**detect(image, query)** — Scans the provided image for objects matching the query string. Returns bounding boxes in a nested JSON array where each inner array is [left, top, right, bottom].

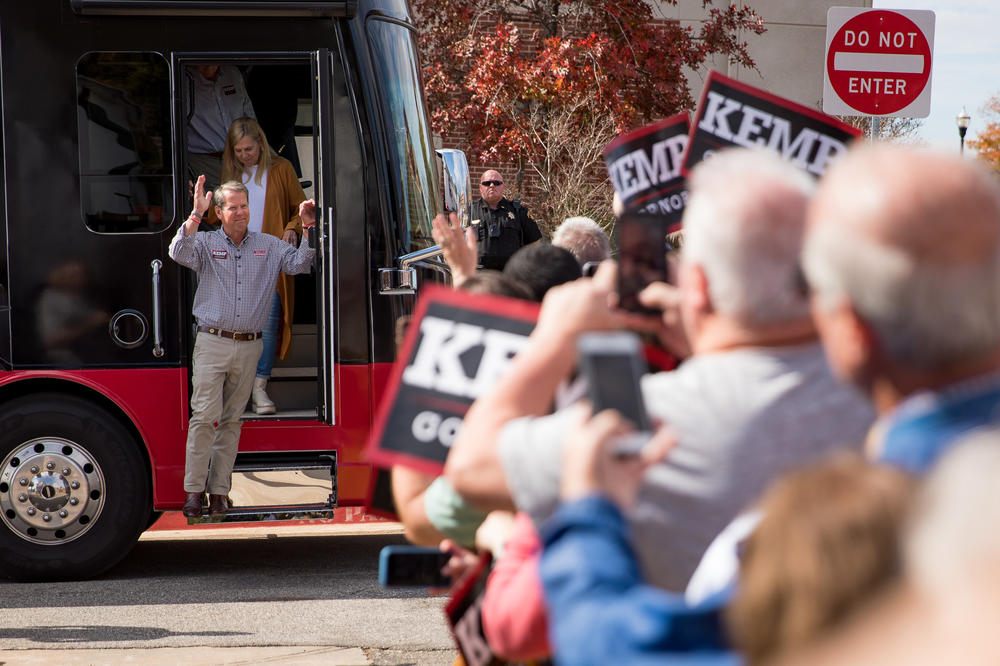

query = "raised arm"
[[184, 174, 213, 236]]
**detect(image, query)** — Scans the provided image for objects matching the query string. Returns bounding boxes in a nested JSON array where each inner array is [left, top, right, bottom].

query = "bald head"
[[811, 145, 1000, 266], [479, 169, 505, 207], [803, 144, 1000, 370]]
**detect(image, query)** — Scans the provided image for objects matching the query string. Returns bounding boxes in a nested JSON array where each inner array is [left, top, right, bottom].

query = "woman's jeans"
[[256, 294, 281, 379]]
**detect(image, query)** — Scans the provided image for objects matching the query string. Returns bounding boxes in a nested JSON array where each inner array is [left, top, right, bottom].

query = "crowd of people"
[[391, 144, 1000, 665]]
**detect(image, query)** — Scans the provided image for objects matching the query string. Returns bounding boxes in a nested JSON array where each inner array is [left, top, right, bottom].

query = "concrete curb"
[[0, 646, 371, 665]]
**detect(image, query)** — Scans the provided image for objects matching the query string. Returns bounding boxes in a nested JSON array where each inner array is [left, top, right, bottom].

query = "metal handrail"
[[150, 259, 164, 358]]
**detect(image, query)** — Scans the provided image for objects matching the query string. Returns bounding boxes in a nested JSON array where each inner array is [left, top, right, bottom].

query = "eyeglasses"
[[480, 180, 503, 187]]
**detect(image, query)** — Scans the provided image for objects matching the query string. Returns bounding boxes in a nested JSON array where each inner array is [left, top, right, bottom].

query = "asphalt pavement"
[[0, 518, 458, 665]]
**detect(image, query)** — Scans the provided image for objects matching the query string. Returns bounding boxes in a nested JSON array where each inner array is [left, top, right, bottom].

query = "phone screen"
[[577, 333, 651, 432], [379, 546, 451, 587], [616, 213, 671, 313]]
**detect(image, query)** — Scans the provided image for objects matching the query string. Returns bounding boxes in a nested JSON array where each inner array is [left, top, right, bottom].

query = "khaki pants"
[[183, 332, 262, 494]]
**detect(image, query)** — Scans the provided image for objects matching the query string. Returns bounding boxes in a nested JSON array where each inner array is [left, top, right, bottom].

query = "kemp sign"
[[365, 285, 538, 477], [684, 71, 862, 177], [604, 114, 689, 230]]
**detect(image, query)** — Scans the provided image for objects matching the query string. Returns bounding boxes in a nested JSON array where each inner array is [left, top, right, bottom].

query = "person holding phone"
[[472, 170, 542, 270], [445, 148, 874, 592]]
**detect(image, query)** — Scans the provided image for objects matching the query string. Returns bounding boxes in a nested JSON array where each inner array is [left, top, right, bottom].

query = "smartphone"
[[577, 332, 652, 457], [378, 545, 452, 587], [615, 212, 671, 313]]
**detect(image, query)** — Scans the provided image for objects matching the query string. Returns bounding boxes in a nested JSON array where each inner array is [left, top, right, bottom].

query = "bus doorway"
[[176, 56, 332, 424]]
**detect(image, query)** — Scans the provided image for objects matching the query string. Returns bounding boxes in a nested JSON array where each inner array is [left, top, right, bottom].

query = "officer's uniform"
[[472, 197, 543, 270]]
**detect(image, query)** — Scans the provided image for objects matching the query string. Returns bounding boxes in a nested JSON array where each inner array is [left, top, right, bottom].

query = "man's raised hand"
[[299, 199, 317, 228], [192, 175, 212, 217], [432, 213, 477, 287]]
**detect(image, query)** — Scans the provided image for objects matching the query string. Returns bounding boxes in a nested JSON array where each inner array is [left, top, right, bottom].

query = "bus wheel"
[[0, 393, 150, 581]]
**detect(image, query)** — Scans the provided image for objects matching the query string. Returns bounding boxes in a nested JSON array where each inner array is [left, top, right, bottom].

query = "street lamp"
[[957, 106, 971, 156]]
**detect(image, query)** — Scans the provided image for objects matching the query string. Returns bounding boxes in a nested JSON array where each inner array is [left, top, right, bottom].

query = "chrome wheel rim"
[[0, 437, 106, 544]]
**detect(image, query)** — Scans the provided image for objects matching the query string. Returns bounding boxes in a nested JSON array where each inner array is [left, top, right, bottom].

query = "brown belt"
[[197, 326, 262, 342]]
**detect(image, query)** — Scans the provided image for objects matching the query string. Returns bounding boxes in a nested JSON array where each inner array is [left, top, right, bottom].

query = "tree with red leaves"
[[968, 92, 1000, 172], [412, 0, 766, 228]]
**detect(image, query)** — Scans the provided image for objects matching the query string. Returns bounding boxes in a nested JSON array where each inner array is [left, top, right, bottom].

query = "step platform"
[[186, 451, 338, 525]]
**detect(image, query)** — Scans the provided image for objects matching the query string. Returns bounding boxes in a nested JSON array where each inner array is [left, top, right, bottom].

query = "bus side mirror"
[[436, 148, 471, 228]]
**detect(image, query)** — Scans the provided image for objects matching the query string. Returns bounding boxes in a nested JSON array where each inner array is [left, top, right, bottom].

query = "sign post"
[[822, 7, 935, 118]]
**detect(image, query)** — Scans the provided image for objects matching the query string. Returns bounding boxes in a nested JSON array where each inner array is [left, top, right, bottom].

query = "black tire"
[[0, 393, 151, 581], [144, 509, 164, 531]]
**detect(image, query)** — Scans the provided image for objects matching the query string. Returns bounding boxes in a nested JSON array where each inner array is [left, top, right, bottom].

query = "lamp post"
[[957, 106, 971, 156]]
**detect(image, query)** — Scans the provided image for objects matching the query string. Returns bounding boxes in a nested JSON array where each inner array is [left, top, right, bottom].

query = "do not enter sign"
[[823, 8, 935, 118]]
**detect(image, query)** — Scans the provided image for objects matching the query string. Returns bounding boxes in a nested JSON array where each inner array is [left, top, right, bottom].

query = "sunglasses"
[[481, 180, 503, 187]]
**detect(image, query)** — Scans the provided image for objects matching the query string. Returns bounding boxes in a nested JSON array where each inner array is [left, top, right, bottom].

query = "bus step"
[[185, 451, 338, 525], [187, 503, 337, 525]]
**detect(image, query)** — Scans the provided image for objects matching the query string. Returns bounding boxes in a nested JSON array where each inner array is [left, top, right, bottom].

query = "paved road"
[[0, 521, 457, 665]]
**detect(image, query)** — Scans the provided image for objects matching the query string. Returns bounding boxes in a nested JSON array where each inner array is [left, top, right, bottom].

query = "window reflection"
[[76, 52, 174, 233], [366, 20, 438, 251]]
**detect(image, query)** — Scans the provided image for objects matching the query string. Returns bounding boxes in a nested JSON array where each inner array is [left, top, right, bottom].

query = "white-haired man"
[[552, 216, 611, 267], [445, 148, 874, 591], [802, 145, 1000, 474]]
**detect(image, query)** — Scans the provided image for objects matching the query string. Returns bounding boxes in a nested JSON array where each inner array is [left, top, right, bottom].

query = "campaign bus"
[[0, 0, 464, 580]]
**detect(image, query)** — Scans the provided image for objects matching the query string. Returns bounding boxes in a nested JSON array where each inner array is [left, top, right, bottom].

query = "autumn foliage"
[[969, 92, 1000, 172], [411, 0, 766, 227]]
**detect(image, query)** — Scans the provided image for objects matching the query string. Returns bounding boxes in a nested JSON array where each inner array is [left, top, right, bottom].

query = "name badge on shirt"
[[223, 85, 236, 96], [212, 249, 228, 259], [253, 250, 267, 257]]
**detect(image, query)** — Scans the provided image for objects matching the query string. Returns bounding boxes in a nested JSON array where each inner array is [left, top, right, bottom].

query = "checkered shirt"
[[168, 227, 315, 333]]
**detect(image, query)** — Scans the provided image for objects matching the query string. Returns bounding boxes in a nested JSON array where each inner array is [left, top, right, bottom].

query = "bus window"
[[76, 52, 173, 234], [366, 19, 439, 252]]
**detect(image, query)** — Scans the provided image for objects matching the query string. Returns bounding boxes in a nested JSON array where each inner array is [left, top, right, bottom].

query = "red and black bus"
[[0, 0, 463, 580]]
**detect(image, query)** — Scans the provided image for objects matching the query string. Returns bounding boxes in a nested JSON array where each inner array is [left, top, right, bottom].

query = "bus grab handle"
[[151, 259, 164, 358]]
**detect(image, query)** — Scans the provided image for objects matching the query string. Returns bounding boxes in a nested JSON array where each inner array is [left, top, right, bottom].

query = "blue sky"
[[873, 0, 1000, 150]]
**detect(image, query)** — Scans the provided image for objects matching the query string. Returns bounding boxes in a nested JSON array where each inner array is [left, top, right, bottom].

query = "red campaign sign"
[[364, 285, 538, 479], [826, 10, 932, 116]]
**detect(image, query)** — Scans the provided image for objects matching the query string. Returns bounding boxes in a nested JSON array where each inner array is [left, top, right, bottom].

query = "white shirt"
[[242, 165, 268, 234]]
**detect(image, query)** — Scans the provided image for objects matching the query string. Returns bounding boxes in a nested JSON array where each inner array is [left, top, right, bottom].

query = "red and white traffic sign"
[[823, 7, 935, 118]]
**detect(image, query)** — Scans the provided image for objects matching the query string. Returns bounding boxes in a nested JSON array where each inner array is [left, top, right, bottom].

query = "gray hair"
[[552, 216, 611, 265], [213, 180, 249, 208], [802, 147, 1000, 369], [682, 148, 815, 326]]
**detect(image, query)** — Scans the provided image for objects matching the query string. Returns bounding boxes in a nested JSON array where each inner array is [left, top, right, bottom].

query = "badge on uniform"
[[223, 85, 236, 96], [212, 249, 228, 259], [253, 250, 266, 257]]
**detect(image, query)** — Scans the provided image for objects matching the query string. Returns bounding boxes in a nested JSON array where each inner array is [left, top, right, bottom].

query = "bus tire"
[[0, 393, 150, 581]]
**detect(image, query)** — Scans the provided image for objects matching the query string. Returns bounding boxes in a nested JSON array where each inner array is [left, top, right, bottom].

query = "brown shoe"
[[208, 494, 229, 516], [182, 492, 205, 518]]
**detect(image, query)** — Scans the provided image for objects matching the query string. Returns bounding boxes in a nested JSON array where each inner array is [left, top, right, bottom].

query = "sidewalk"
[[0, 646, 371, 665]]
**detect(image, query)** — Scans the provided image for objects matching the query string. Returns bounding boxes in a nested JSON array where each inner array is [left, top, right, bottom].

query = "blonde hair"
[[727, 453, 914, 664], [221, 117, 276, 186]]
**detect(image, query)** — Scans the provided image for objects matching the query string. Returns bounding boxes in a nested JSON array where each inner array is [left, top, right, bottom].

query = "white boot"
[[252, 377, 276, 415]]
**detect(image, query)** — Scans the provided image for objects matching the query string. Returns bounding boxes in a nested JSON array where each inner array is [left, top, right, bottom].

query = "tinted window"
[[76, 52, 173, 233], [366, 20, 438, 251]]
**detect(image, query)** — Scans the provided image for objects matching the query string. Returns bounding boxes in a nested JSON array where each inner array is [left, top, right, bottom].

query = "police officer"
[[472, 170, 542, 270]]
